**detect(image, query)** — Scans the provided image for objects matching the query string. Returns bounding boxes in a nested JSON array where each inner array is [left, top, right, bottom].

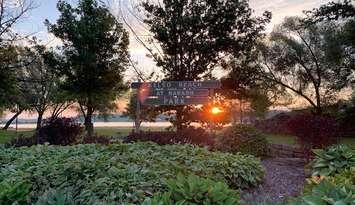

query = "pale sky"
[[5, 0, 343, 119]]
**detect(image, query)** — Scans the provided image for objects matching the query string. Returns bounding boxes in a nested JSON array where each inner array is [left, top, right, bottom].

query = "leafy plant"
[[290, 180, 355, 205], [0, 143, 263, 204], [35, 189, 75, 205], [143, 174, 240, 205], [0, 180, 31, 205], [312, 145, 355, 176], [216, 124, 269, 157]]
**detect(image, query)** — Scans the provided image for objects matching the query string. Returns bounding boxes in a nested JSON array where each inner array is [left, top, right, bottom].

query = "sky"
[[14, 0, 336, 79], [5, 0, 340, 119]]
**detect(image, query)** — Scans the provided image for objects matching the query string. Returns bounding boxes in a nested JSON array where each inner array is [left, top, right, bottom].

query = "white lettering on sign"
[[163, 97, 186, 105]]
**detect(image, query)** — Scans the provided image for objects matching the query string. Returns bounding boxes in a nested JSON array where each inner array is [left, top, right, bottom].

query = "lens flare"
[[211, 107, 223, 114]]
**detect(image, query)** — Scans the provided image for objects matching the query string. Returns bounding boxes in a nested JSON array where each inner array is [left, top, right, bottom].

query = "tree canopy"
[[46, 0, 130, 136], [141, 0, 271, 129]]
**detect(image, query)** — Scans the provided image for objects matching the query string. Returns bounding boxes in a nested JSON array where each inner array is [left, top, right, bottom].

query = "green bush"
[[143, 174, 240, 205], [312, 145, 355, 176], [290, 180, 355, 205], [0, 143, 264, 204], [216, 124, 269, 157]]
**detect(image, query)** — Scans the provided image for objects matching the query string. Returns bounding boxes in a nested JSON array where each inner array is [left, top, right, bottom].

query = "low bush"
[[290, 180, 355, 205], [0, 143, 264, 204], [215, 124, 269, 157], [7, 118, 83, 147], [124, 127, 215, 147], [143, 174, 240, 205], [37, 117, 83, 146], [287, 114, 339, 160], [312, 145, 355, 176]]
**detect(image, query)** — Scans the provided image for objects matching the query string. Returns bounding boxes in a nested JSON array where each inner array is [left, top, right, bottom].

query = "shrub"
[[287, 114, 339, 159], [312, 145, 355, 176], [0, 143, 264, 204], [124, 127, 215, 147], [215, 124, 269, 157], [7, 118, 82, 147], [37, 117, 83, 146], [142, 174, 240, 205], [290, 180, 355, 205]]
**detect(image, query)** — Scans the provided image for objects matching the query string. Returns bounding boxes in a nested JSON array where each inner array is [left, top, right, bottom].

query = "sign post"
[[131, 80, 221, 132], [135, 79, 141, 133]]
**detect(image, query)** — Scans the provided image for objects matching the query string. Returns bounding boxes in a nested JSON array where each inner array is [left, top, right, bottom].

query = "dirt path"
[[242, 158, 307, 204]]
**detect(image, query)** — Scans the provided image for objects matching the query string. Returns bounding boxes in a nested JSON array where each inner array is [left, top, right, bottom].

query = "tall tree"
[[255, 17, 355, 114], [0, 0, 35, 108], [46, 0, 130, 136], [142, 0, 271, 129]]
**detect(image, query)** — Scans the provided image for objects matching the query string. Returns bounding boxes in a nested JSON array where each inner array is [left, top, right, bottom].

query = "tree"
[[142, 0, 271, 129], [305, 0, 355, 85], [46, 0, 130, 136], [255, 17, 355, 114], [0, 0, 36, 108], [24, 45, 65, 130], [304, 0, 355, 24], [122, 90, 159, 131]]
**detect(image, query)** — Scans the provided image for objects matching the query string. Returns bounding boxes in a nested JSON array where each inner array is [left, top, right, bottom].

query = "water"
[[0, 122, 171, 129]]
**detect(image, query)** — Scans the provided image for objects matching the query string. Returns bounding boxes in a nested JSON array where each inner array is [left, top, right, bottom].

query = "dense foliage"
[[8, 118, 82, 147], [290, 180, 355, 205], [216, 125, 269, 157], [125, 127, 215, 147], [143, 174, 240, 205], [142, 0, 271, 129], [287, 114, 339, 159], [312, 145, 355, 176], [45, 0, 130, 136], [291, 146, 355, 205], [0, 143, 264, 204]]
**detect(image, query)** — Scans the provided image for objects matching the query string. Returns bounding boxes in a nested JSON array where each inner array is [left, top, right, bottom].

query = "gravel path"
[[242, 158, 307, 204]]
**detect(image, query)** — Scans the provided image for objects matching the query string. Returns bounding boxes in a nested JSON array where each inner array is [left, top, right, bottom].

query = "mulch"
[[242, 157, 308, 204]]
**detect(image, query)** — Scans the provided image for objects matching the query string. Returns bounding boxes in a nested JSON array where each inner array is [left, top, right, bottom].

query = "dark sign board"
[[148, 89, 210, 97], [142, 96, 209, 105], [131, 80, 221, 90]]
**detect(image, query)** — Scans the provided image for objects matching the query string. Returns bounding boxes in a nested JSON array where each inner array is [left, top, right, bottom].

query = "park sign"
[[143, 96, 210, 105], [131, 80, 221, 106], [131, 80, 221, 90]]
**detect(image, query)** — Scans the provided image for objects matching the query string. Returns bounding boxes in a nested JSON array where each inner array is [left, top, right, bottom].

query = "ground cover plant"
[[142, 174, 240, 205], [312, 145, 355, 176], [289, 145, 355, 205], [0, 142, 264, 204]]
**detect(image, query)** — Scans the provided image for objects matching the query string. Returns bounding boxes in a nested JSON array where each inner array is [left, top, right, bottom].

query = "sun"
[[211, 107, 223, 115]]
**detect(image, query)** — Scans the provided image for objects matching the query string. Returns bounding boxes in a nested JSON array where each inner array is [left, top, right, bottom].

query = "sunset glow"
[[211, 107, 223, 115]]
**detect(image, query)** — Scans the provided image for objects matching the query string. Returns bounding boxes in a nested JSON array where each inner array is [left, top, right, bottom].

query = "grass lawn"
[[0, 126, 167, 144], [265, 134, 297, 146], [0, 129, 34, 144]]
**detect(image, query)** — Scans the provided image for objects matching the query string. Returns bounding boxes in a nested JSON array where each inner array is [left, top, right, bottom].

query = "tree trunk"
[[2, 109, 23, 130], [84, 109, 94, 137], [175, 107, 185, 131], [314, 88, 322, 115], [36, 111, 44, 130]]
